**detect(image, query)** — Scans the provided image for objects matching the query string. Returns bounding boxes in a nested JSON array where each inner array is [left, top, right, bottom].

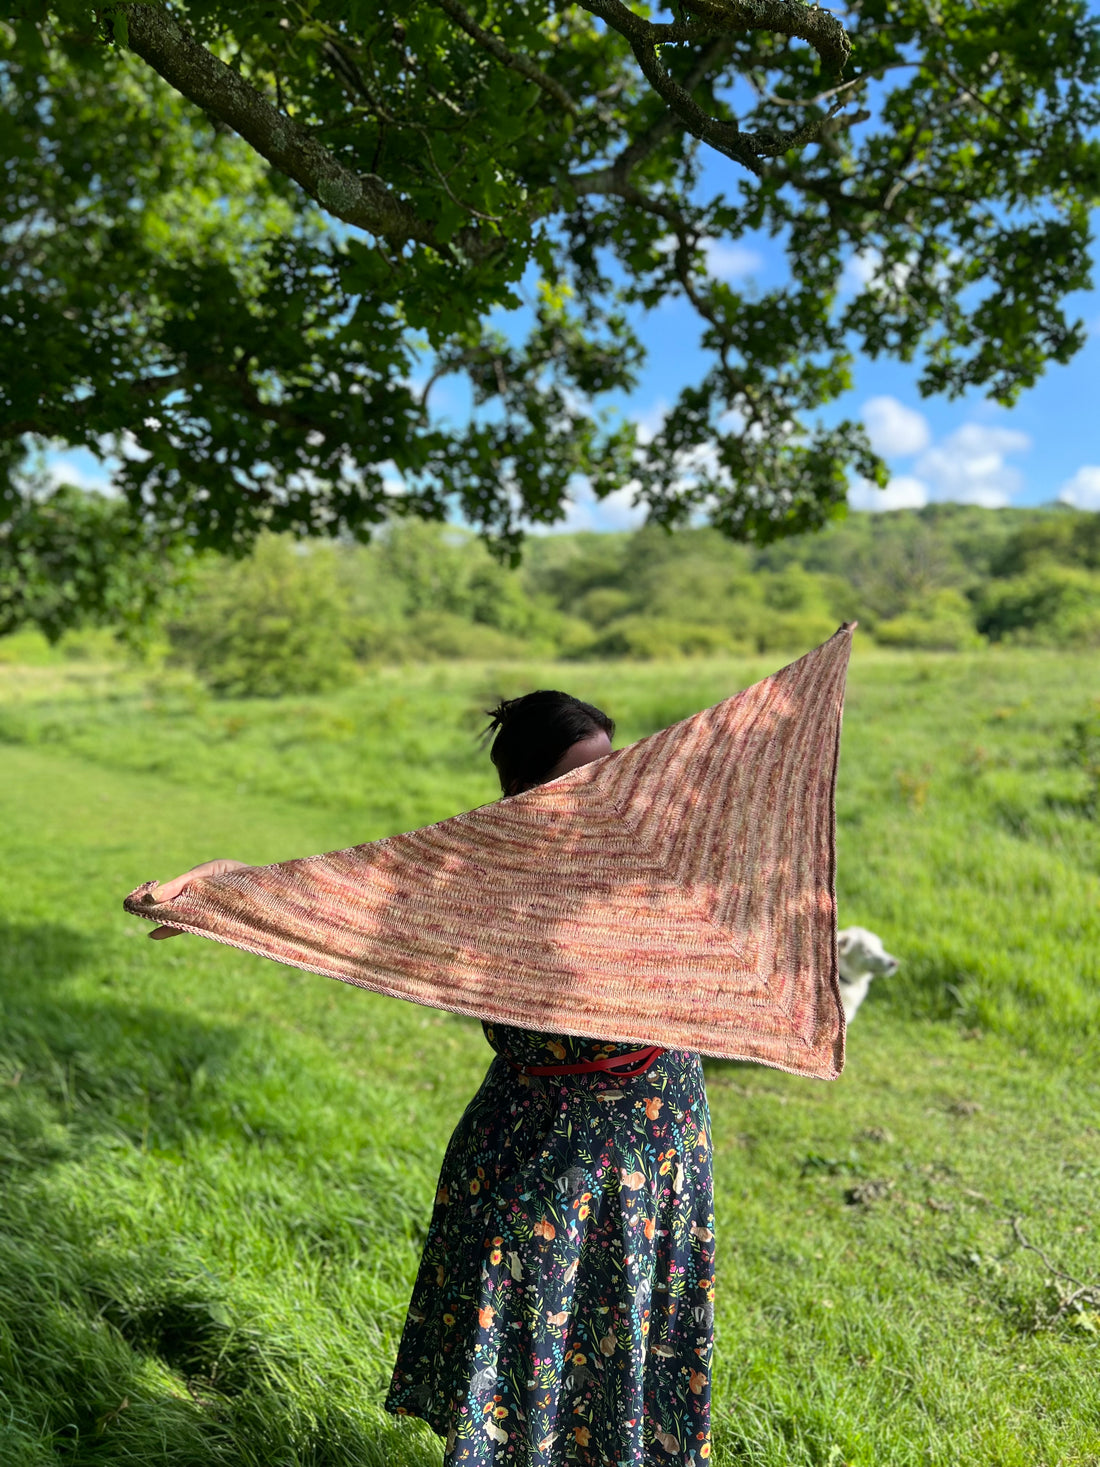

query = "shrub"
[[873, 589, 983, 650], [990, 509, 1100, 577], [402, 611, 535, 660], [974, 567, 1100, 647], [586, 616, 748, 659], [168, 536, 357, 696], [753, 610, 843, 653], [1064, 700, 1100, 812], [546, 615, 601, 659], [0, 483, 186, 647], [575, 587, 634, 628]]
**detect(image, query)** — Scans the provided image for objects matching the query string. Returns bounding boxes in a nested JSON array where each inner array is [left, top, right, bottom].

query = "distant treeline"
[[154, 503, 1100, 694]]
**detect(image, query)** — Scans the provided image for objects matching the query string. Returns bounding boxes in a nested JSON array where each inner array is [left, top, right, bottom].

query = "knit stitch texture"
[[124, 624, 855, 1078]]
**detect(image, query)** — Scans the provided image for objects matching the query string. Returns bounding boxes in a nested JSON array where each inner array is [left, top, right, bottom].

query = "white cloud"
[[1059, 465, 1100, 510], [568, 404, 1034, 527], [40, 451, 113, 494], [840, 247, 881, 295], [848, 475, 930, 512], [625, 401, 749, 507], [537, 393, 752, 534], [98, 430, 151, 464], [540, 478, 647, 534], [633, 399, 669, 446], [839, 246, 915, 298], [914, 423, 1030, 507], [850, 418, 1032, 512], [587, 484, 648, 531], [717, 405, 748, 437], [702, 240, 764, 282], [632, 399, 745, 449], [863, 396, 931, 457]]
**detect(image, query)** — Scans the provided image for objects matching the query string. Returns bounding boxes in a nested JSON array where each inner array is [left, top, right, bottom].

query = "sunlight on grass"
[[0, 648, 1097, 1464]]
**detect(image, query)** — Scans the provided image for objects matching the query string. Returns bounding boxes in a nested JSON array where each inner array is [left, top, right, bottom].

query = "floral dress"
[[385, 1022, 715, 1466]]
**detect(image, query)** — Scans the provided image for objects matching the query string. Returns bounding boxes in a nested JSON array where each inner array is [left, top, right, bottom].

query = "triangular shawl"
[[125, 624, 855, 1079]]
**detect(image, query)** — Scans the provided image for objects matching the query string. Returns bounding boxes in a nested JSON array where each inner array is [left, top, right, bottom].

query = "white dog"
[[836, 926, 899, 1023]]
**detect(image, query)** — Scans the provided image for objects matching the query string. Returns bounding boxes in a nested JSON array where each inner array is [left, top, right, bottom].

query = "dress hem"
[[383, 1395, 447, 1438]]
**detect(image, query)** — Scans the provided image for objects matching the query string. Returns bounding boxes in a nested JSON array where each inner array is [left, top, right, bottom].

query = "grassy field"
[[0, 646, 1097, 1466]]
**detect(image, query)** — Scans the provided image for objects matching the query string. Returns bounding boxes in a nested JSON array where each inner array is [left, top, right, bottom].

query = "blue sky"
[[417, 203, 1100, 537], [551, 151, 1100, 533], [621, 224, 1100, 520], [409, 103, 1100, 538]]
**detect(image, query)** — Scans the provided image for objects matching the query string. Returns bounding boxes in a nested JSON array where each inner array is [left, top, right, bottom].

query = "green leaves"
[[166, 535, 358, 695], [2, 0, 1098, 629], [0, 479, 186, 646]]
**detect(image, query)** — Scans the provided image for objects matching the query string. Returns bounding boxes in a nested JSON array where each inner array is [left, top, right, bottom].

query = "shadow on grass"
[[0, 918, 438, 1467], [0, 917, 251, 1152], [877, 951, 973, 1025], [0, 916, 94, 985]]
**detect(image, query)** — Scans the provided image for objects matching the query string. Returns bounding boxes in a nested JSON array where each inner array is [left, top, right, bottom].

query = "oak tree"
[[2, 0, 1098, 633]]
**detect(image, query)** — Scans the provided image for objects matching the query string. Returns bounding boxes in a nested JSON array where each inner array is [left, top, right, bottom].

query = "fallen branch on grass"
[[1010, 1215, 1100, 1327]]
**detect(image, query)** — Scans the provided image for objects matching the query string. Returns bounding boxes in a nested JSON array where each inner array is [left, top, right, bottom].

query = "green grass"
[[0, 648, 1097, 1465]]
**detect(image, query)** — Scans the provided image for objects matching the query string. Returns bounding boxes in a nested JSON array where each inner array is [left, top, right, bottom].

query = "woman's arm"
[[146, 858, 250, 939]]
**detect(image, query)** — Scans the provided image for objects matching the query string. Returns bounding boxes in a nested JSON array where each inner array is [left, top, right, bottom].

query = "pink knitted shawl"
[[125, 624, 854, 1078]]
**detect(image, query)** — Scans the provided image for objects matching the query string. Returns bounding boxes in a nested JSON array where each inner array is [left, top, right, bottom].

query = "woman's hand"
[[147, 859, 250, 940]]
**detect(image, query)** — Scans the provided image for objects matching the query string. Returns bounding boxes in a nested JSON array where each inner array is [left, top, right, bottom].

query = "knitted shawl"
[[125, 624, 855, 1079]]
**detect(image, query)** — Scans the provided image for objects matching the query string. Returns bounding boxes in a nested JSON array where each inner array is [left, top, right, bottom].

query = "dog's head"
[[837, 926, 900, 982]]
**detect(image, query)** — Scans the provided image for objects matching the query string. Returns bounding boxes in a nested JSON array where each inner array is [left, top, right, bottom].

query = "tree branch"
[[577, 0, 850, 72], [569, 168, 689, 230], [1011, 1216, 1100, 1324], [576, 0, 852, 176], [431, 0, 579, 115], [5, 360, 327, 444], [611, 32, 741, 178], [117, 4, 434, 246], [749, 66, 905, 111], [4, 370, 190, 443], [566, 168, 753, 413]]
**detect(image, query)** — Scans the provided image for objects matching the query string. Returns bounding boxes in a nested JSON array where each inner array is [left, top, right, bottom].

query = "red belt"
[[509, 1046, 665, 1079]]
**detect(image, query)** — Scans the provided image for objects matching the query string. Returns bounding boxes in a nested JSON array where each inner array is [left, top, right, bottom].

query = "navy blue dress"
[[385, 1023, 715, 1465]]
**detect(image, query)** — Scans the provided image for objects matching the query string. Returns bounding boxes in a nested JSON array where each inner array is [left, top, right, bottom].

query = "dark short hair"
[[483, 690, 614, 795]]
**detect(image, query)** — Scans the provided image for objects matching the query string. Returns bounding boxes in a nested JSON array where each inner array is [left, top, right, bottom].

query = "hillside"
[[3, 504, 1099, 695]]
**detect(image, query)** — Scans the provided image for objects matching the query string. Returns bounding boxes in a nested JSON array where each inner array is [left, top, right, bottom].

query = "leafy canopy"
[[2, 0, 1099, 634]]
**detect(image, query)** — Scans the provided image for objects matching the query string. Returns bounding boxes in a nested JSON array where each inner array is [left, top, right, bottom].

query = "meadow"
[[0, 645, 1097, 1465]]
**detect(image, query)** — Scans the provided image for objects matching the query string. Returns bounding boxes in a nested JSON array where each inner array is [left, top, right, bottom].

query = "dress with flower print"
[[385, 1022, 715, 1466]]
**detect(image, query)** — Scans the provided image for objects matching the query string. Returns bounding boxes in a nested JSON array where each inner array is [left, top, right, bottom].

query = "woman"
[[148, 691, 715, 1465]]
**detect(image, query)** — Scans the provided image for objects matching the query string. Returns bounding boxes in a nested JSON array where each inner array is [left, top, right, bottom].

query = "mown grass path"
[[0, 650, 1097, 1465]]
